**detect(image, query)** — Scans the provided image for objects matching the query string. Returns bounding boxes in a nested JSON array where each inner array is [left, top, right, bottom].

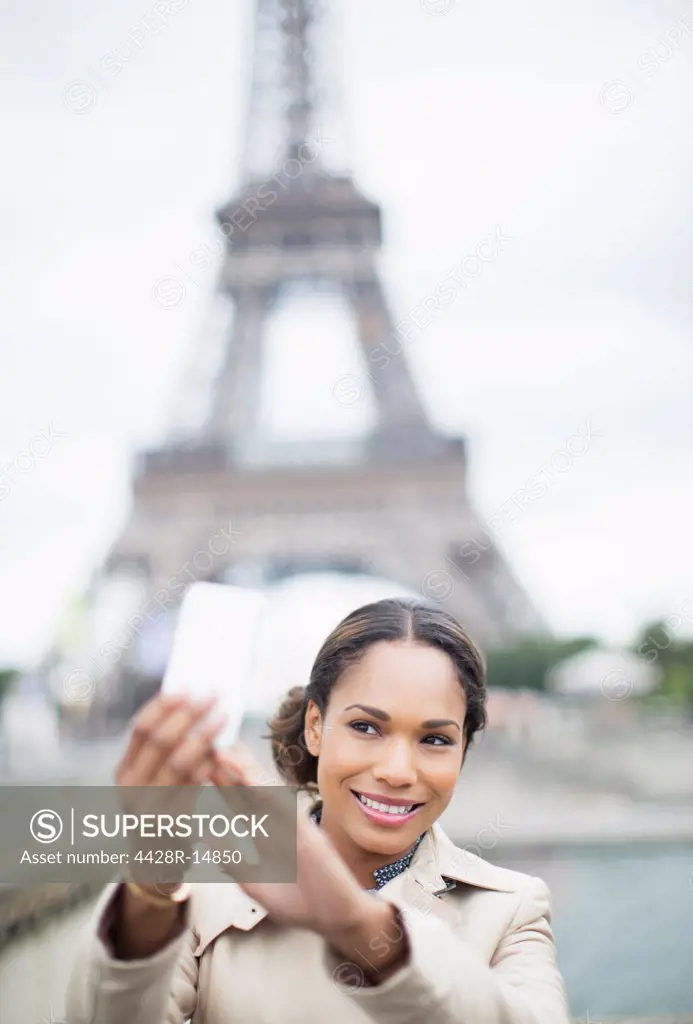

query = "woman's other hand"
[[210, 747, 373, 940]]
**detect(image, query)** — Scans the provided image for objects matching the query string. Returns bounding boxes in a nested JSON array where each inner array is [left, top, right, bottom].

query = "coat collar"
[[411, 820, 519, 895], [191, 812, 518, 957]]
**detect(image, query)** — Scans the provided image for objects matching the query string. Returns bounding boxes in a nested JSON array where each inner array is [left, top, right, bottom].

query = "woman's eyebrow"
[[343, 704, 461, 731], [423, 718, 461, 732], [344, 703, 389, 721]]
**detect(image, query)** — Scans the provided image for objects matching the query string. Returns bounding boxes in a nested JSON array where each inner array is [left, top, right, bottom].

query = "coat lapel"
[[378, 821, 519, 928], [408, 821, 520, 894]]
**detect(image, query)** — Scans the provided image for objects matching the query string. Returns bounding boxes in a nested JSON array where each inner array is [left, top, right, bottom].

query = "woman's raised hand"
[[114, 691, 228, 885]]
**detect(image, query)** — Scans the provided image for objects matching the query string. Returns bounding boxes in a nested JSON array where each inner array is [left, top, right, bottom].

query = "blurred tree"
[[634, 619, 693, 706], [0, 667, 18, 708], [485, 636, 598, 692]]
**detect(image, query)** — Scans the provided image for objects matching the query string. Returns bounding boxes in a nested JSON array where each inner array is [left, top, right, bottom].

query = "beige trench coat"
[[65, 820, 571, 1024]]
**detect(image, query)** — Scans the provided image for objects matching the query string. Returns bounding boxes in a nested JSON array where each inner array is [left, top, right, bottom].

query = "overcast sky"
[[1, 0, 693, 667]]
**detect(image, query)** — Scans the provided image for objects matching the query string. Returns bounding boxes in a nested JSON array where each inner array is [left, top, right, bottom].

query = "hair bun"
[[265, 685, 317, 791]]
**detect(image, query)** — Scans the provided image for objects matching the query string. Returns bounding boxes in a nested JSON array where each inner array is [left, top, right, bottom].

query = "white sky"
[[1, 0, 693, 666]]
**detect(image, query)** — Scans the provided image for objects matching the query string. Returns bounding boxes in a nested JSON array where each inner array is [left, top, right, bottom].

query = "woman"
[[65, 597, 571, 1023]]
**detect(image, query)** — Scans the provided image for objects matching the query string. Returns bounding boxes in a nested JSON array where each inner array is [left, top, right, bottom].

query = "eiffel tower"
[[62, 0, 546, 718]]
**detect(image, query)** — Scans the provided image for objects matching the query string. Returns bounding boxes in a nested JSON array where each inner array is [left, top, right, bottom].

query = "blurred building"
[[548, 646, 662, 701]]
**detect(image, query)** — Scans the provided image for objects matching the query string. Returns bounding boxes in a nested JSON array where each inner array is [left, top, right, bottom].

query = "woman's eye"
[[349, 723, 454, 744], [423, 735, 454, 746], [350, 720, 379, 736]]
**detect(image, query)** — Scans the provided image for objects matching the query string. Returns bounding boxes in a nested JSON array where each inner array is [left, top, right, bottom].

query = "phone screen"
[[161, 582, 269, 749]]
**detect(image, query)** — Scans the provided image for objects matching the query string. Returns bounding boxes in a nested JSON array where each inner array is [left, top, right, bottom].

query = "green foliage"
[[485, 636, 598, 692], [0, 668, 18, 708], [634, 619, 693, 706], [483, 616, 693, 707]]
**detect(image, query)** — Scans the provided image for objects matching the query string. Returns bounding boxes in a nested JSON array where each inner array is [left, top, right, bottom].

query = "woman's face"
[[306, 639, 467, 857]]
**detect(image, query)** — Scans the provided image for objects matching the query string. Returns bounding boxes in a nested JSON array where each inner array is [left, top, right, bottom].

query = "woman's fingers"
[[211, 760, 241, 786], [133, 695, 218, 783], [213, 752, 250, 785], [116, 693, 183, 781], [154, 710, 229, 786], [215, 744, 282, 787], [116, 692, 220, 785]]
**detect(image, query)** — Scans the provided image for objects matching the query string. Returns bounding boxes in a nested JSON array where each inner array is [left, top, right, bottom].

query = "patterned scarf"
[[310, 803, 427, 891]]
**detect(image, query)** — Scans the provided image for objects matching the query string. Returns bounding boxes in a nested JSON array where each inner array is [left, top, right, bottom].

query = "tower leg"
[[205, 287, 271, 445], [345, 276, 435, 455]]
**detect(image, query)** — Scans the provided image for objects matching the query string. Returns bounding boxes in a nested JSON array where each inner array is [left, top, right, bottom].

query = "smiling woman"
[[267, 597, 486, 889], [65, 597, 572, 1024]]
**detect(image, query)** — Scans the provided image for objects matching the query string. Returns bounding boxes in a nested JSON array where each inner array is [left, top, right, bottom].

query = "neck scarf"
[[310, 803, 427, 891]]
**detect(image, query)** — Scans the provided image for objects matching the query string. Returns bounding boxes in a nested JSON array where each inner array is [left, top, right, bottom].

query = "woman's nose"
[[372, 739, 418, 786]]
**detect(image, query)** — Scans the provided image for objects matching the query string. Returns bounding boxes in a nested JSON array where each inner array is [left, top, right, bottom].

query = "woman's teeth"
[[356, 794, 417, 815]]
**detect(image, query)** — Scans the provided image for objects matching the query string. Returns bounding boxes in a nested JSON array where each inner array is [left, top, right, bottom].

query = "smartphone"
[[161, 581, 269, 749]]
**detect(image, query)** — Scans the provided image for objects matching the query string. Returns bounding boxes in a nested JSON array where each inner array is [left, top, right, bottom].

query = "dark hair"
[[266, 596, 487, 791]]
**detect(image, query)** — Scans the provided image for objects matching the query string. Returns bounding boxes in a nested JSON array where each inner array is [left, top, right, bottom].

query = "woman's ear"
[[303, 699, 323, 758]]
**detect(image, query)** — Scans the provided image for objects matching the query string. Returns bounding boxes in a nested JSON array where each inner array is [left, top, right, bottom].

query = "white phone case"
[[161, 581, 269, 749]]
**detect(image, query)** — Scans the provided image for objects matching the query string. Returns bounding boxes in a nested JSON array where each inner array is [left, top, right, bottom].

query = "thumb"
[[215, 745, 279, 787], [211, 753, 245, 786]]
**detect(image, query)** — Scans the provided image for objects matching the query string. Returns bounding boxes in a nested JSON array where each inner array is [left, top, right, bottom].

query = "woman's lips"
[[350, 790, 425, 827]]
